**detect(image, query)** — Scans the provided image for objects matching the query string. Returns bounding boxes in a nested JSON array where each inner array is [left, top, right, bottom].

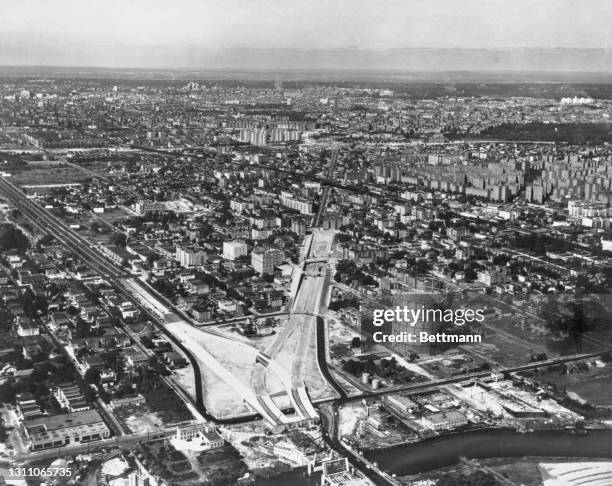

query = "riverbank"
[[255, 467, 320, 486], [366, 428, 612, 476]]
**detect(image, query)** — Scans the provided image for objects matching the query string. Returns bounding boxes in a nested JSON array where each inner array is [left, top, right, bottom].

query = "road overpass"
[[120, 278, 315, 428], [311, 148, 339, 228], [318, 351, 608, 404], [253, 229, 339, 425]]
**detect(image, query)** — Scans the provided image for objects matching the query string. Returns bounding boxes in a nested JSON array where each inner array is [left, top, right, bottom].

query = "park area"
[[137, 440, 247, 486]]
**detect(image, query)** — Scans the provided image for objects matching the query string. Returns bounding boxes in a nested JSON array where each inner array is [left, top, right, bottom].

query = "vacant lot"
[[567, 374, 612, 406], [10, 164, 88, 187], [538, 364, 612, 407], [116, 405, 165, 433]]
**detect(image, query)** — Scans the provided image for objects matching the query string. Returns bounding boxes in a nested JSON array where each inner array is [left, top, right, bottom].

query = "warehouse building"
[[23, 409, 110, 450]]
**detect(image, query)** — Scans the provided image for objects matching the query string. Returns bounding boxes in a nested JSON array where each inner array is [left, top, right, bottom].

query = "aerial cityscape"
[[1, 1, 612, 486]]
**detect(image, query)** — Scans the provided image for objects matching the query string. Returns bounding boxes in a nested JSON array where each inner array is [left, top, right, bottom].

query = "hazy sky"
[[2, 0, 612, 68]]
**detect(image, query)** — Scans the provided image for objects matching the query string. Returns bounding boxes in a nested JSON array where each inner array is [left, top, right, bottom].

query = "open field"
[[464, 293, 611, 357], [327, 312, 360, 348], [192, 328, 286, 395], [200, 365, 252, 418], [94, 205, 133, 223], [9, 164, 89, 187], [568, 375, 612, 406], [458, 328, 540, 367], [116, 406, 166, 434], [209, 320, 282, 353], [535, 362, 612, 407], [174, 366, 197, 403], [166, 320, 269, 418]]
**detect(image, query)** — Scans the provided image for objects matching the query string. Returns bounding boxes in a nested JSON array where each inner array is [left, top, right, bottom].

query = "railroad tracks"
[[0, 177, 126, 278]]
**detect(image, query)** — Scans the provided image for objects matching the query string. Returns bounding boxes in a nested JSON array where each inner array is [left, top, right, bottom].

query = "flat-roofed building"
[[384, 394, 418, 415], [110, 394, 146, 409], [420, 411, 468, 431], [176, 245, 207, 267], [53, 384, 90, 413], [16, 393, 42, 421], [175, 423, 224, 449], [17, 318, 39, 337], [251, 247, 284, 275], [222, 240, 248, 261], [24, 409, 110, 450]]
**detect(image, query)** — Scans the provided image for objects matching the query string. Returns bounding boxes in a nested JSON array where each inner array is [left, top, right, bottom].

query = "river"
[[255, 429, 612, 484], [367, 428, 612, 477]]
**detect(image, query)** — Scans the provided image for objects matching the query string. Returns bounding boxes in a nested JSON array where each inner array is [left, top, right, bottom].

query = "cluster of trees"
[[329, 296, 360, 312], [476, 122, 612, 145], [20, 288, 48, 317], [228, 267, 256, 283], [0, 354, 77, 411], [84, 349, 126, 386], [36, 234, 56, 248], [112, 364, 157, 399], [152, 278, 176, 298], [0, 224, 29, 251], [511, 232, 573, 256], [342, 356, 404, 379], [109, 232, 128, 247], [437, 470, 502, 486], [575, 267, 612, 293], [139, 334, 155, 349], [137, 443, 246, 485], [89, 221, 110, 234], [140, 378, 192, 423], [74, 318, 104, 338], [137, 444, 182, 482], [204, 460, 249, 486], [543, 298, 611, 336], [447, 261, 480, 282], [334, 260, 378, 287]]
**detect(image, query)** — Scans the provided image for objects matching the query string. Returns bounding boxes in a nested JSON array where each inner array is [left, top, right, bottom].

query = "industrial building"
[[23, 409, 111, 450]]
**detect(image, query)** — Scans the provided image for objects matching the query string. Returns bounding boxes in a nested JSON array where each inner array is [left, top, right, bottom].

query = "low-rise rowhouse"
[[100, 245, 133, 266], [53, 384, 90, 413], [23, 409, 110, 450], [16, 393, 42, 421], [110, 394, 146, 409]]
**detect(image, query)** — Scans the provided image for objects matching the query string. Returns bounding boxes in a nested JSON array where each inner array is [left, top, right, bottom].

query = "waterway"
[[367, 428, 612, 477], [258, 429, 612, 484]]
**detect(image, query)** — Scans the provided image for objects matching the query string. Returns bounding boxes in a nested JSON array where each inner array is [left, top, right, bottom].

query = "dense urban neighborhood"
[[0, 70, 612, 486]]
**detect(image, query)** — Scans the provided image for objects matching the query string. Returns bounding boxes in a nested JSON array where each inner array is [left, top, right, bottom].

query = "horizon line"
[[3, 65, 612, 74]]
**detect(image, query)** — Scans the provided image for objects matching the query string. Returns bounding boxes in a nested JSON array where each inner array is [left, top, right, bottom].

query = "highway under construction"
[[0, 174, 328, 430]]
